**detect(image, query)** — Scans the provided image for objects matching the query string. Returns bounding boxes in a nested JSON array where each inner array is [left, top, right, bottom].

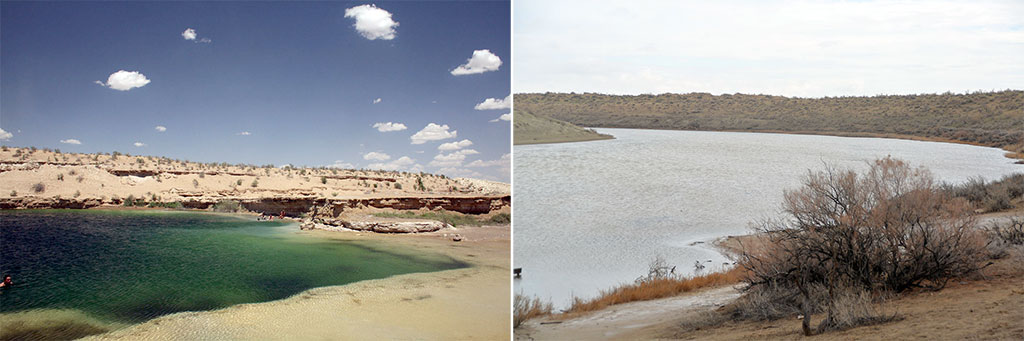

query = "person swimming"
[[0, 275, 12, 288]]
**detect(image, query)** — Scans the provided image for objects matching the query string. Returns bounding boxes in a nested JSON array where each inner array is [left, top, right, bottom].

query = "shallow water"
[[513, 128, 1021, 308], [0, 210, 464, 332]]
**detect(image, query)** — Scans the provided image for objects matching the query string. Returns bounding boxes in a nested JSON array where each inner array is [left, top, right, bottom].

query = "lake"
[[513, 128, 1021, 308], [0, 210, 465, 339]]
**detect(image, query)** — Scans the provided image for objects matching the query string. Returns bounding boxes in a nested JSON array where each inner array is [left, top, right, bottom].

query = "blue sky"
[[1, 1, 511, 182], [515, 0, 1023, 97]]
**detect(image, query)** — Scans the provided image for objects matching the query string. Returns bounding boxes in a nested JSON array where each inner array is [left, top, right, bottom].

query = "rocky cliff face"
[[0, 195, 511, 216]]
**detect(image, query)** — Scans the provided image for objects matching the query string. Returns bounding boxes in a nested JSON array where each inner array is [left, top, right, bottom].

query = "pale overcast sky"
[[514, 0, 1024, 97]]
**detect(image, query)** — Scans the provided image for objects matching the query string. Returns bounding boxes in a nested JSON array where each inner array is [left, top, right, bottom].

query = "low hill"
[[515, 91, 1024, 158], [513, 110, 614, 145]]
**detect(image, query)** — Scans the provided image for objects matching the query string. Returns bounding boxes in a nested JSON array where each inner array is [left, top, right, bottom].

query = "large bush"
[[738, 157, 985, 333]]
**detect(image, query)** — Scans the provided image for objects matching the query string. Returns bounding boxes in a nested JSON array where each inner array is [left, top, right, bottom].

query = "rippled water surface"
[[0, 210, 464, 330], [513, 129, 1021, 307]]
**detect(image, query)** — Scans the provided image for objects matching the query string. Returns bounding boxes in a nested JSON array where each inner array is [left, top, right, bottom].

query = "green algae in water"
[[0, 210, 465, 332]]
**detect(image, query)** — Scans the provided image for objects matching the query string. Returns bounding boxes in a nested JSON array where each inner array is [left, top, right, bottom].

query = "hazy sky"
[[1, 1, 511, 181], [514, 0, 1024, 97]]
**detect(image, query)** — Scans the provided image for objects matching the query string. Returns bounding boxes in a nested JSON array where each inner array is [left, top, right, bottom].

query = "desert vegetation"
[[943, 173, 1024, 212], [515, 91, 1024, 158]]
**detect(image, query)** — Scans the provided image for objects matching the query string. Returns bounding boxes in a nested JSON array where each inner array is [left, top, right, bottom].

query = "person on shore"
[[0, 275, 12, 288]]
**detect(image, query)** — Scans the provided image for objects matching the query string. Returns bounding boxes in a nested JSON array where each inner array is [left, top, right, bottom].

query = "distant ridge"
[[513, 111, 613, 145], [515, 90, 1023, 158]]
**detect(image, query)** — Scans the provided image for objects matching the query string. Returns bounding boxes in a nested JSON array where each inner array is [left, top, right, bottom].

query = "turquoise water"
[[0, 210, 465, 329]]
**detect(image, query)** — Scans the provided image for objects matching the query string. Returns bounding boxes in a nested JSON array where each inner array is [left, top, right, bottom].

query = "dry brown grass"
[[513, 294, 553, 328], [565, 267, 745, 314]]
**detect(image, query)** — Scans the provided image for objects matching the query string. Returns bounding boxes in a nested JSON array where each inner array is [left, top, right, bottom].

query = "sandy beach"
[[82, 223, 511, 340]]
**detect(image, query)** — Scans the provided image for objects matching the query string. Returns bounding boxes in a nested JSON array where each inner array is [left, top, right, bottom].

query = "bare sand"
[[83, 224, 511, 340]]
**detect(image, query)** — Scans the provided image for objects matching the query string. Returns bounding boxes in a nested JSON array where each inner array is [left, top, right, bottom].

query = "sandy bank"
[[84, 224, 511, 340]]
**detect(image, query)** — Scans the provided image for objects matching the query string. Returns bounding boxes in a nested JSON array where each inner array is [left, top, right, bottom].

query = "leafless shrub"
[[32, 183, 45, 193], [988, 217, 1024, 245], [739, 157, 985, 335], [816, 286, 900, 333]]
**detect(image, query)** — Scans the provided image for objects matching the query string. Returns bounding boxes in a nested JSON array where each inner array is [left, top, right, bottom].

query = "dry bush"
[[566, 266, 744, 314], [815, 286, 899, 333], [738, 157, 985, 335], [513, 294, 553, 328]]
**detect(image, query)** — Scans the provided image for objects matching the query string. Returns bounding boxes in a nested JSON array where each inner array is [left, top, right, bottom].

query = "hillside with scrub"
[[515, 90, 1024, 159]]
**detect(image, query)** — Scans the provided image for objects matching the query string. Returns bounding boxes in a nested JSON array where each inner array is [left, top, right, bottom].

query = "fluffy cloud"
[[155, 125, 167, 132], [466, 153, 511, 168], [0, 128, 12, 140], [344, 4, 399, 40], [451, 49, 503, 75], [133, 142, 146, 147], [428, 149, 479, 167], [410, 123, 457, 144], [182, 28, 211, 43], [60, 139, 82, 145], [363, 151, 391, 161], [373, 122, 407, 132], [438, 167, 485, 179], [96, 70, 151, 91], [438, 139, 473, 151], [367, 156, 421, 171], [474, 94, 511, 110], [490, 112, 512, 122], [237, 131, 251, 136], [373, 98, 382, 104], [327, 160, 355, 169]]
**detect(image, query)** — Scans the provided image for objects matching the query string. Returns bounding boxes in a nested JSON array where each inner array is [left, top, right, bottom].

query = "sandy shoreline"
[[77, 223, 511, 340]]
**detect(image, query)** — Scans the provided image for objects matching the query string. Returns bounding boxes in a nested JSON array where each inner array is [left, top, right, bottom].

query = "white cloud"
[[373, 98, 382, 104], [451, 49, 503, 75], [515, 0, 1024, 97], [410, 123, 457, 144], [367, 156, 420, 171], [0, 128, 12, 140], [198, 38, 211, 43], [428, 149, 479, 167], [133, 142, 146, 147], [237, 131, 251, 136], [182, 28, 197, 40], [467, 153, 511, 168], [344, 4, 399, 40], [372, 122, 407, 132], [363, 151, 391, 161], [328, 160, 355, 169], [474, 94, 511, 110], [438, 167, 485, 179], [155, 126, 167, 132], [438, 139, 473, 151], [490, 112, 512, 122], [60, 139, 82, 145], [96, 70, 151, 91]]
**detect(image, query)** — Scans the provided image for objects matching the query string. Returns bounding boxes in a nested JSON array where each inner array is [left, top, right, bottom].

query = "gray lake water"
[[512, 128, 1022, 308]]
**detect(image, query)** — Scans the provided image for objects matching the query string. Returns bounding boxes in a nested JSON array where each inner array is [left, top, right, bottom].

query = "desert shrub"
[[73, 190, 81, 198], [68, 169, 77, 175], [513, 294, 552, 328], [739, 157, 984, 335], [76, 175, 84, 183], [57, 173, 64, 181], [199, 172, 205, 178], [32, 183, 45, 193], [10, 190, 17, 197], [193, 179, 199, 188], [488, 213, 511, 224], [213, 200, 241, 212], [394, 183, 402, 190], [944, 173, 1024, 212], [321, 176, 327, 184], [988, 218, 1024, 246], [236, 179, 243, 186], [250, 179, 258, 188]]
